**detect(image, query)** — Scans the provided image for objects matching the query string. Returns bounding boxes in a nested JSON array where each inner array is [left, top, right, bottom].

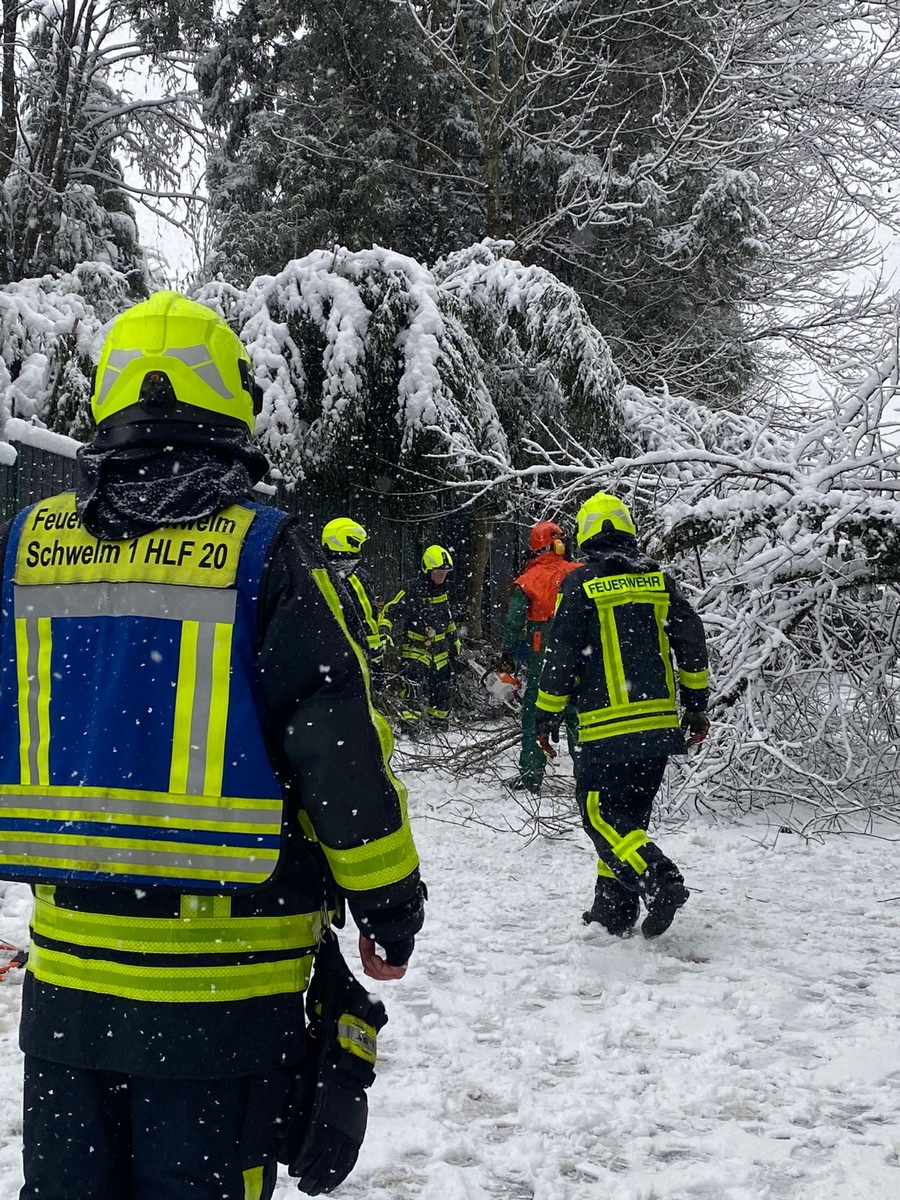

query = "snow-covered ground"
[[1, 735, 899, 1199]]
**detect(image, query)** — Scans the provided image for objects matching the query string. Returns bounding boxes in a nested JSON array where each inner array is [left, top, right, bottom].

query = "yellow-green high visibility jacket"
[[380, 575, 461, 672], [346, 567, 385, 667], [0, 494, 422, 1079], [535, 534, 709, 766]]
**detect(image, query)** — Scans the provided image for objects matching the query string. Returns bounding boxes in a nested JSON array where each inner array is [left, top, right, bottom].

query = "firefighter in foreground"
[[321, 517, 386, 678], [500, 519, 581, 793], [535, 492, 709, 939], [0, 292, 424, 1200], [380, 545, 462, 729]]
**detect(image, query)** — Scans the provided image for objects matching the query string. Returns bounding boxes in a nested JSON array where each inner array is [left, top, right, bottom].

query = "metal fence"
[[1, 437, 524, 643]]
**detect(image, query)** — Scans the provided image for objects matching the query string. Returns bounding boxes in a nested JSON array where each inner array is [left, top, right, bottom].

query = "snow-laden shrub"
[[0, 265, 134, 440]]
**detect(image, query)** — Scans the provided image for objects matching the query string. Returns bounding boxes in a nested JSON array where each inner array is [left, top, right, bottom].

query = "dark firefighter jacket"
[[535, 532, 709, 766], [380, 575, 461, 671], [0, 462, 422, 1080]]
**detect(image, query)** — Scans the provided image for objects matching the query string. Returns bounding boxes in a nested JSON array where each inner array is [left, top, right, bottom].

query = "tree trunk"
[[0, 0, 18, 186], [464, 500, 494, 641]]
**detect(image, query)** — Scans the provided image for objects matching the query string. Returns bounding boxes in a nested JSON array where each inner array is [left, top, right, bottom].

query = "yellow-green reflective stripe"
[[15, 617, 33, 784], [536, 690, 568, 713], [337, 1013, 378, 1064], [32, 896, 323, 954], [28, 942, 312, 1002], [580, 697, 675, 726], [596, 860, 616, 878], [180, 894, 231, 919], [654, 600, 676, 701], [310, 568, 414, 862], [579, 713, 679, 742], [402, 647, 431, 664], [244, 1165, 265, 1200], [170, 620, 199, 793], [348, 575, 380, 641], [596, 604, 628, 708], [585, 793, 648, 873], [320, 823, 419, 892], [36, 617, 51, 785], [204, 621, 233, 796], [15, 617, 52, 786], [679, 667, 709, 688]]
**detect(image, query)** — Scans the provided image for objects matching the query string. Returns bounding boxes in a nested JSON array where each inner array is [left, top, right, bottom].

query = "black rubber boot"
[[582, 877, 640, 936], [641, 873, 690, 939]]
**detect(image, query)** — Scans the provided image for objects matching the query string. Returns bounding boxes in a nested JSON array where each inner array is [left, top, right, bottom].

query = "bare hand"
[[359, 935, 408, 981]]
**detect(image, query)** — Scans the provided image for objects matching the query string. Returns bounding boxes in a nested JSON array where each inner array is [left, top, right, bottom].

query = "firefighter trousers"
[[519, 646, 579, 789], [20, 1055, 293, 1200], [576, 756, 680, 930]]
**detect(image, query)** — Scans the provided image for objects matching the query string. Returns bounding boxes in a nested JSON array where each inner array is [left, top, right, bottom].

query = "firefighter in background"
[[0, 292, 425, 1200], [499, 520, 581, 793], [380, 544, 462, 728], [321, 517, 385, 677], [535, 492, 710, 940]]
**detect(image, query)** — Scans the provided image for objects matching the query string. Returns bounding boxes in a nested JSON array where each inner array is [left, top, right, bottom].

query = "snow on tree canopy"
[[0, 265, 135, 440], [435, 240, 627, 461], [196, 246, 512, 487]]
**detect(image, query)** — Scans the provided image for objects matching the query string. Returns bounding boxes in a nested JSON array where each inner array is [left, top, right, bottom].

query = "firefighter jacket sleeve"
[[533, 570, 588, 736], [256, 520, 424, 948], [501, 585, 528, 655], [378, 586, 408, 646], [664, 573, 710, 713]]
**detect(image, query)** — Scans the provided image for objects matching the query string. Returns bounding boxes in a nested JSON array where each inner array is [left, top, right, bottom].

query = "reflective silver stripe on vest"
[[2, 790, 281, 827], [0, 837, 268, 875], [186, 622, 218, 796], [14, 582, 237, 624]]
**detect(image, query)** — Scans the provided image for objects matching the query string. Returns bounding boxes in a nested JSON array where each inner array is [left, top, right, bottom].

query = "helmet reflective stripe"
[[91, 291, 256, 432], [422, 544, 452, 572], [576, 493, 635, 545], [94, 345, 233, 408], [93, 349, 142, 408], [167, 346, 233, 398], [322, 518, 368, 553]]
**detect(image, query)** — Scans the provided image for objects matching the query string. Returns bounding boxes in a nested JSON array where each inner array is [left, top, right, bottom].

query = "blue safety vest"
[[0, 492, 289, 891]]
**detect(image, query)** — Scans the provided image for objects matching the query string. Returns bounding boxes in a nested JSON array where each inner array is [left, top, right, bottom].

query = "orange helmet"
[[529, 521, 564, 553]]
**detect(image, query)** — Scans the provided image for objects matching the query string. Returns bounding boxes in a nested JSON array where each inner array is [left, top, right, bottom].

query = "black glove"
[[535, 712, 561, 740], [281, 934, 388, 1196], [681, 710, 710, 747], [451, 654, 467, 675]]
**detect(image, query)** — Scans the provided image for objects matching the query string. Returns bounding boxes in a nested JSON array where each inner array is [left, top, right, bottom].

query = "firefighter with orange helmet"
[[500, 519, 581, 792]]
